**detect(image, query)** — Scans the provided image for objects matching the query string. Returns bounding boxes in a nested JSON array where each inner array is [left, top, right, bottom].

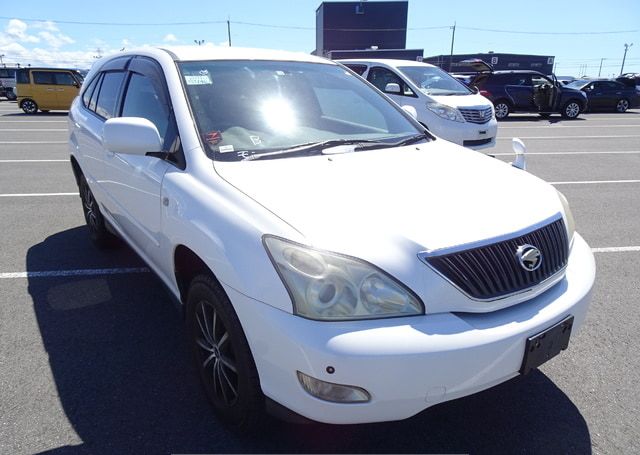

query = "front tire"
[[616, 98, 629, 113], [186, 274, 264, 428], [493, 100, 511, 120], [561, 100, 581, 119], [20, 99, 38, 114], [79, 175, 118, 248]]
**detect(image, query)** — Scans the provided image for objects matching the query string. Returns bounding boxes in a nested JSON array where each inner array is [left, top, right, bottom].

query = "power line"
[[0, 15, 226, 26], [458, 26, 639, 35]]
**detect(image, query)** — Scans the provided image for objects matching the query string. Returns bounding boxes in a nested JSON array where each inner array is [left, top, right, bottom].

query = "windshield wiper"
[[244, 138, 388, 161], [244, 133, 433, 161]]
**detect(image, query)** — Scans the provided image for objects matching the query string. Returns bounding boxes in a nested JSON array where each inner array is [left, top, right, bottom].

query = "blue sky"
[[1, 0, 638, 76]]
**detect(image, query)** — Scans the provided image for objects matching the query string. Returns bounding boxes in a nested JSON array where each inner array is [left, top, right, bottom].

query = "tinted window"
[[82, 77, 100, 108], [33, 71, 56, 85], [499, 74, 531, 86], [0, 69, 16, 78], [95, 72, 125, 119], [54, 72, 77, 86], [344, 64, 367, 76], [16, 69, 30, 84], [367, 67, 415, 96], [89, 74, 103, 112], [121, 73, 170, 140]]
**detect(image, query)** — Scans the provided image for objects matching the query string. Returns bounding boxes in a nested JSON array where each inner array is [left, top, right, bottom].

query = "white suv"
[[339, 59, 498, 150], [69, 46, 594, 427]]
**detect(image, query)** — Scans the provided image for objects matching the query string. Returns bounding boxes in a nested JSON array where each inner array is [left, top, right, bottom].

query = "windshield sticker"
[[219, 145, 235, 153], [249, 135, 262, 146], [204, 130, 222, 145], [185, 70, 212, 85]]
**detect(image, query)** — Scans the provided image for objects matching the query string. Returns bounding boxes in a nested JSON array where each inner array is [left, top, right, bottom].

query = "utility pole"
[[0, 54, 4, 66], [227, 17, 232, 46], [598, 58, 605, 77], [448, 22, 456, 72], [620, 43, 633, 75]]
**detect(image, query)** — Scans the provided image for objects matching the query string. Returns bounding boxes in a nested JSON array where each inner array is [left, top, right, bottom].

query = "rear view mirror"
[[103, 117, 162, 155], [385, 82, 401, 94]]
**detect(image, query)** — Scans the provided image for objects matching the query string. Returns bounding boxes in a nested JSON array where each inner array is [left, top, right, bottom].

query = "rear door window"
[[82, 76, 100, 108], [33, 71, 56, 85], [94, 71, 126, 119]]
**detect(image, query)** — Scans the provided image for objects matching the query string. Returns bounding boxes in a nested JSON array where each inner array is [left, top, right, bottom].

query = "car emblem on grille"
[[516, 244, 542, 271]]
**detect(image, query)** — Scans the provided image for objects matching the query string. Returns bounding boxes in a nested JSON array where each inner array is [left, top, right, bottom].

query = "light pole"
[[598, 58, 605, 77], [620, 43, 633, 75], [194, 39, 205, 46]]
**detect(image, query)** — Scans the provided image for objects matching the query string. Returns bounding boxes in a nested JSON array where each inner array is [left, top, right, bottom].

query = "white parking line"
[[0, 128, 67, 131], [491, 151, 640, 156], [0, 141, 66, 144], [0, 192, 78, 197], [0, 267, 150, 279], [498, 135, 640, 139], [551, 179, 640, 185], [0, 159, 67, 163], [592, 246, 640, 253], [0, 120, 67, 123]]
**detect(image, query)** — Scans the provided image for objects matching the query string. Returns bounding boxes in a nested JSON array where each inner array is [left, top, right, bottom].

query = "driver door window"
[[367, 67, 416, 97]]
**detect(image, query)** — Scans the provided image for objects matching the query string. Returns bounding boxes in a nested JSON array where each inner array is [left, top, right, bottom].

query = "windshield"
[[179, 60, 422, 161], [398, 65, 472, 96]]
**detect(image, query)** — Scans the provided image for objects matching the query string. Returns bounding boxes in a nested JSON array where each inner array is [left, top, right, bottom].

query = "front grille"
[[459, 107, 494, 124], [424, 218, 569, 300], [463, 138, 492, 147]]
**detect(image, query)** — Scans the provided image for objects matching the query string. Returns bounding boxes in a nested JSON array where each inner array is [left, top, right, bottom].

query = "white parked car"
[[338, 59, 498, 150], [68, 46, 594, 427]]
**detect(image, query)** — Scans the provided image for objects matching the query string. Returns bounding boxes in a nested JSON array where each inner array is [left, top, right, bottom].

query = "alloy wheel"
[[494, 103, 509, 119], [616, 99, 629, 113], [195, 300, 239, 406], [82, 183, 99, 231], [21, 100, 37, 114], [565, 102, 580, 118]]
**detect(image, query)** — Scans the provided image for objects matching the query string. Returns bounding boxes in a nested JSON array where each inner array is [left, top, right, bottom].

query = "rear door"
[[585, 82, 609, 110], [31, 70, 59, 109], [503, 73, 534, 110]]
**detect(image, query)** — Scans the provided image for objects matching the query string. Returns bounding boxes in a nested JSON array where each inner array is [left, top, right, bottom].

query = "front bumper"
[[228, 233, 595, 424], [427, 116, 498, 150]]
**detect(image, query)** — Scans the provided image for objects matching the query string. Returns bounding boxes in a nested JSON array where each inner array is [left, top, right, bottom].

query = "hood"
[[215, 141, 561, 256], [215, 141, 564, 313], [562, 86, 588, 98], [425, 92, 493, 109]]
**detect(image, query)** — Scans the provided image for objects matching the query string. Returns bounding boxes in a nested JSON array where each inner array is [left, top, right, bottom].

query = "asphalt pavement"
[[1, 99, 639, 454]]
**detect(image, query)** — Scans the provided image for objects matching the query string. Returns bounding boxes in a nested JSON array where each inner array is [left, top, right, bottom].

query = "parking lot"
[[0, 99, 639, 454]]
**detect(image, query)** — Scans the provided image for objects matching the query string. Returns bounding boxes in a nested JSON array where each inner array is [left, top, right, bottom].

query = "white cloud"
[[4, 19, 39, 43], [33, 21, 60, 32], [38, 30, 75, 48], [163, 33, 178, 43]]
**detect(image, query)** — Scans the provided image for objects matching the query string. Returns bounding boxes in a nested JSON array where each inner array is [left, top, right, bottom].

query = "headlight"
[[557, 190, 576, 244], [263, 236, 424, 321], [426, 102, 465, 122]]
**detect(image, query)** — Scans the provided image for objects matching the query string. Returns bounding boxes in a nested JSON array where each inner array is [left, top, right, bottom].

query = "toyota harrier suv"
[[459, 60, 588, 119], [68, 47, 595, 427]]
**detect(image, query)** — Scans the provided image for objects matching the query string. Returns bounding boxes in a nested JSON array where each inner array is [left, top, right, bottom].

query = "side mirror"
[[103, 117, 162, 155], [385, 82, 401, 94], [401, 105, 418, 120], [511, 137, 527, 171]]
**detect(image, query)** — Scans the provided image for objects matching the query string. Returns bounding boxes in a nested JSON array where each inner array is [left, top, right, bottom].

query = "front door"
[[52, 71, 80, 109]]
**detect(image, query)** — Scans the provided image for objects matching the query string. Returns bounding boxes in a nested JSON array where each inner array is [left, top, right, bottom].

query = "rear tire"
[[615, 98, 629, 113], [493, 100, 510, 119], [561, 100, 581, 119], [20, 99, 38, 114], [186, 274, 265, 429], [79, 175, 118, 249]]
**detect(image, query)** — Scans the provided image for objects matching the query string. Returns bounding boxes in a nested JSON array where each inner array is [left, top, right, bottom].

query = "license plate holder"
[[520, 315, 574, 375]]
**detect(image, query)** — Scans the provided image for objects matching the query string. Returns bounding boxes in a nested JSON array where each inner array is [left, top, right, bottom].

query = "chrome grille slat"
[[458, 107, 493, 124], [425, 218, 569, 300]]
